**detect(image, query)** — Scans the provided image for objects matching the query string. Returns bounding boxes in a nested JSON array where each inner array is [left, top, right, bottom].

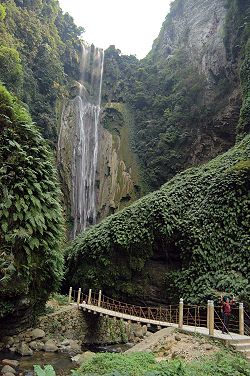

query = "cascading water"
[[58, 44, 104, 238]]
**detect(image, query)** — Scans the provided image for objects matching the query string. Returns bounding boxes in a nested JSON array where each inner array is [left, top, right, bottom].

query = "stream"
[[0, 344, 132, 375]]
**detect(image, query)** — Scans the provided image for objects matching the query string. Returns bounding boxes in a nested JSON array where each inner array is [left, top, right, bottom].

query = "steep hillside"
[[65, 135, 250, 305], [102, 0, 250, 189]]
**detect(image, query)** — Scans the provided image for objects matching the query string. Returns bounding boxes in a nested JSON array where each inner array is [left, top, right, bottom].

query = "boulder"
[[16, 342, 33, 356], [3, 337, 14, 348], [1, 365, 16, 374], [3, 373, 16, 376], [71, 351, 95, 366], [59, 339, 81, 355], [29, 341, 45, 351], [2, 360, 19, 368], [31, 328, 45, 340], [44, 339, 58, 352]]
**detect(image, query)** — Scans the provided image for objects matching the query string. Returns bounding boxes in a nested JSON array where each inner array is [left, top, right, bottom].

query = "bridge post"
[[68, 286, 72, 304], [87, 289, 92, 304], [207, 300, 211, 328], [77, 287, 81, 306], [98, 290, 102, 307], [239, 303, 244, 335], [209, 300, 214, 336], [178, 298, 183, 329]]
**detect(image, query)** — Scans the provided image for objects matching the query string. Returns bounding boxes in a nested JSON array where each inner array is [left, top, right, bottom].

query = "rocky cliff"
[[102, 0, 249, 189]]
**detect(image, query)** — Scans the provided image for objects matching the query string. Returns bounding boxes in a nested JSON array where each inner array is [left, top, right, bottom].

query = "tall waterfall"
[[58, 44, 104, 238]]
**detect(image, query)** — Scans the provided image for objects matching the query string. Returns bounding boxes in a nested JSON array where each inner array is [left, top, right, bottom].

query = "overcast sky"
[[58, 0, 172, 59]]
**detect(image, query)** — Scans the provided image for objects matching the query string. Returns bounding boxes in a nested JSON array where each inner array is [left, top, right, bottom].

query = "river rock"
[[1, 365, 16, 374], [59, 339, 81, 354], [44, 339, 58, 352], [3, 337, 14, 348], [16, 342, 33, 356], [31, 328, 45, 340], [71, 351, 95, 365], [2, 360, 19, 368], [133, 326, 144, 339], [175, 334, 182, 341], [29, 341, 45, 351]]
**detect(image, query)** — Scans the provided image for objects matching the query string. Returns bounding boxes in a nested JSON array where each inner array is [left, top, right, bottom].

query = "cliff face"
[[152, 0, 228, 92], [97, 103, 144, 221], [149, 0, 241, 170], [58, 97, 145, 234], [101, 0, 249, 189]]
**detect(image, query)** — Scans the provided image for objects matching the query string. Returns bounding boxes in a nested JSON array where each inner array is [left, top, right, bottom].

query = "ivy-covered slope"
[[0, 0, 83, 144], [0, 85, 64, 333], [65, 135, 250, 304]]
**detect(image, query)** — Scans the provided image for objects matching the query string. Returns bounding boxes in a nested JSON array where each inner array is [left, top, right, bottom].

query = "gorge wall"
[[102, 0, 249, 189]]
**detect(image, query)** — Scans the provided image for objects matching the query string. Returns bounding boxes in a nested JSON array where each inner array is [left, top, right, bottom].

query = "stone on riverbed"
[[16, 342, 33, 356], [59, 339, 81, 355], [71, 351, 95, 366], [44, 339, 58, 352], [31, 329, 45, 340], [29, 341, 45, 351], [1, 365, 16, 374], [2, 360, 19, 368]]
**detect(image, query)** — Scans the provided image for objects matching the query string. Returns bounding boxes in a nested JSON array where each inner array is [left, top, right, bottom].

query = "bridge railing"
[[68, 288, 250, 336]]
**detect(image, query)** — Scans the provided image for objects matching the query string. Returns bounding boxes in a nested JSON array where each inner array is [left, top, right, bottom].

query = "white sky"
[[58, 0, 172, 59]]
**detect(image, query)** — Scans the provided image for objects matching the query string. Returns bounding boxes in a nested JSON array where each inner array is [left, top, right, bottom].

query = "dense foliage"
[[0, 0, 83, 143], [0, 85, 64, 320], [65, 135, 250, 304], [72, 351, 250, 376]]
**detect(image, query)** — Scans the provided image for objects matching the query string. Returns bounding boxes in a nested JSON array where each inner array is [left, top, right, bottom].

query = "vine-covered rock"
[[0, 85, 64, 332], [65, 135, 250, 304]]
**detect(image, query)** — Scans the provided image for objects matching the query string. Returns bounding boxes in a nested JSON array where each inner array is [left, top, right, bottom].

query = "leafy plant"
[[0, 84, 64, 320], [34, 365, 56, 376]]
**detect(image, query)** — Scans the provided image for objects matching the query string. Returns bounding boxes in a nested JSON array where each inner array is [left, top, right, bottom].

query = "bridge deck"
[[77, 303, 250, 341]]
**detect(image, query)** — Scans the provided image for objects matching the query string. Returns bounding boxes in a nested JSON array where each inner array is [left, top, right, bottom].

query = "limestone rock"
[[71, 351, 95, 366], [2, 360, 19, 368], [44, 339, 58, 352], [29, 341, 45, 351], [16, 342, 33, 356], [1, 365, 16, 374], [31, 328, 45, 340]]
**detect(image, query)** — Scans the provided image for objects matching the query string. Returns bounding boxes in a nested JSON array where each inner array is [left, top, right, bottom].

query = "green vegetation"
[[34, 365, 56, 376], [65, 135, 250, 304], [0, 85, 64, 319], [72, 351, 250, 376], [0, 0, 84, 143]]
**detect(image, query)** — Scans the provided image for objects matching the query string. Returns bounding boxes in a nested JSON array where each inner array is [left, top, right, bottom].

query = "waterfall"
[[58, 44, 104, 238]]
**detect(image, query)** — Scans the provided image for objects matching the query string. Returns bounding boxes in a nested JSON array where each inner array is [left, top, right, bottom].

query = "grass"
[[71, 350, 250, 376]]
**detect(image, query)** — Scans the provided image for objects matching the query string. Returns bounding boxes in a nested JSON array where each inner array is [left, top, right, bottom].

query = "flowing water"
[[58, 44, 104, 238]]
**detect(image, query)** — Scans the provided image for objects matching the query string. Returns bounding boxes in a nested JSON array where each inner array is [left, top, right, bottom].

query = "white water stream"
[[58, 44, 104, 238]]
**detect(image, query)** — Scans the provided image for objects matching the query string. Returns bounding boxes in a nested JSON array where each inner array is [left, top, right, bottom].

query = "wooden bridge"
[[69, 288, 250, 359]]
